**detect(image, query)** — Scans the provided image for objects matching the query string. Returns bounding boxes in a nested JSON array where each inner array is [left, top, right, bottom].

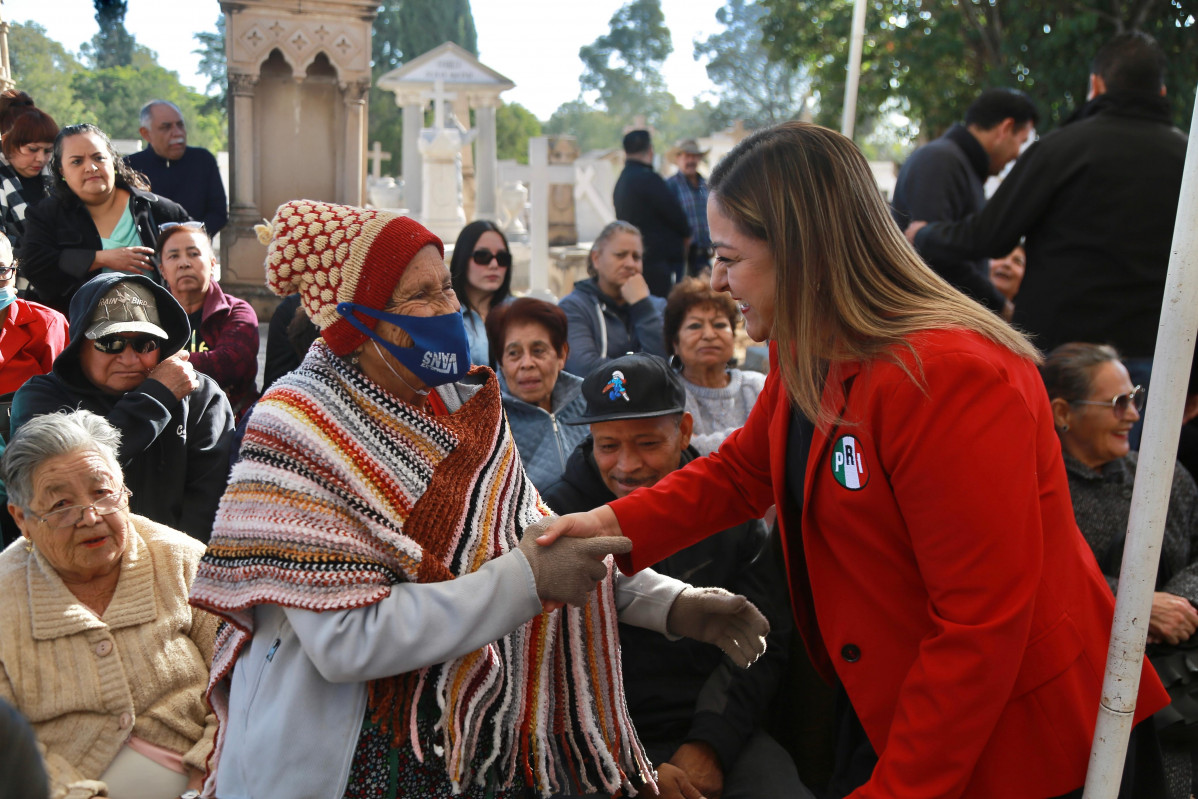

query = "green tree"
[[694, 0, 810, 129], [369, 0, 479, 178], [543, 99, 626, 154], [578, 0, 675, 122], [495, 102, 542, 163], [193, 16, 226, 117], [761, 0, 1197, 138], [9, 22, 86, 126], [70, 44, 226, 152], [84, 0, 135, 69]]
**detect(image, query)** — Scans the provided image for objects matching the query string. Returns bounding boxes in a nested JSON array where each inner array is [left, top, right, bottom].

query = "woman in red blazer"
[[540, 122, 1168, 798]]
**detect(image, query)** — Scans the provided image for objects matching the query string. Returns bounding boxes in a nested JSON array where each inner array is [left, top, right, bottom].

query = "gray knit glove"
[[517, 517, 632, 607], [666, 587, 770, 668]]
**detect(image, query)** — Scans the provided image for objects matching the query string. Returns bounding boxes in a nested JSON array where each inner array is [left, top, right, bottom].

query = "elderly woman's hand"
[[92, 246, 156, 275], [516, 521, 631, 607], [1149, 592, 1198, 644]]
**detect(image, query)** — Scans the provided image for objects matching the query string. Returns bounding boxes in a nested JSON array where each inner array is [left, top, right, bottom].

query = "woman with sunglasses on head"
[[20, 123, 190, 313], [157, 221, 260, 421], [450, 220, 513, 367], [1045, 342, 1198, 799], [0, 91, 58, 254]]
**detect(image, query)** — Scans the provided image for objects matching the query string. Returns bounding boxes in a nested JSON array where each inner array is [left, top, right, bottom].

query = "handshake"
[[515, 516, 769, 669]]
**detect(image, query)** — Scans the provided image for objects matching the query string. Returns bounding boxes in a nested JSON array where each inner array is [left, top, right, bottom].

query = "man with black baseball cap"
[[542, 353, 807, 799], [11, 273, 234, 541]]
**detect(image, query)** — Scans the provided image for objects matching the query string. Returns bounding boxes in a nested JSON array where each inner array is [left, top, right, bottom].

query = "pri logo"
[[421, 351, 458, 375], [831, 435, 869, 490], [603, 370, 630, 402]]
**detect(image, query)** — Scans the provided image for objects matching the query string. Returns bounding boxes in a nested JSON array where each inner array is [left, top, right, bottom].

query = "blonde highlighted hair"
[[708, 122, 1039, 426]]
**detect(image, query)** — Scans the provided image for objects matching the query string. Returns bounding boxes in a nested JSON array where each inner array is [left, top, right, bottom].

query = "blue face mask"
[[337, 302, 470, 388], [0, 287, 15, 312]]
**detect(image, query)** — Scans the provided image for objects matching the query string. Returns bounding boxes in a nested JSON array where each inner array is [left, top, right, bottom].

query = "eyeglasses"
[[158, 220, 206, 234], [31, 487, 131, 529], [472, 248, 512, 268], [0, 266, 16, 279], [1072, 385, 1146, 416], [92, 334, 162, 355]]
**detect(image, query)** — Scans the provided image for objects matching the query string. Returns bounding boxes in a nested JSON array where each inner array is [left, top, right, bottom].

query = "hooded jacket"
[[542, 439, 792, 772], [499, 369, 589, 493], [558, 277, 667, 378], [11, 273, 234, 542]]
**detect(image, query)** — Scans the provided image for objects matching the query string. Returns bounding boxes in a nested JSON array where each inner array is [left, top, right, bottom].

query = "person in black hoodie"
[[9, 272, 234, 542], [542, 353, 807, 799], [909, 31, 1186, 423]]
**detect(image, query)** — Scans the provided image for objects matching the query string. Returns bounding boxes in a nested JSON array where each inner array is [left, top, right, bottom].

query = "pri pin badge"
[[831, 435, 869, 490]]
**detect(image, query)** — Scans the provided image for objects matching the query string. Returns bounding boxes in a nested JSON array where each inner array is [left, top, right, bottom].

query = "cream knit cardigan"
[[0, 515, 219, 799]]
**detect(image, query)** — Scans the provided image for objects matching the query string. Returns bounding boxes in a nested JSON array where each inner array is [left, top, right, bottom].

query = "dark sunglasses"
[[93, 334, 162, 355], [1072, 385, 1146, 417], [472, 248, 512, 268], [158, 220, 207, 234]]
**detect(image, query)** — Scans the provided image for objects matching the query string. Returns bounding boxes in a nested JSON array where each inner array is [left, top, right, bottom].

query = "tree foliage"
[[369, 0, 479, 178], [193, 16, 226, 117], [9, 22, 226, 152], [578, 0, 674, 120], [761, 0, 1197, 138], [8, 22, 86, 126], [85, 0, 135, 69], [693, 0, 811, 129], [495, 102, 542, 163]]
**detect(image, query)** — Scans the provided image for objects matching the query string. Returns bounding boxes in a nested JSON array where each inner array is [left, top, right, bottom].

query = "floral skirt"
[[342, 699, 533, 799]]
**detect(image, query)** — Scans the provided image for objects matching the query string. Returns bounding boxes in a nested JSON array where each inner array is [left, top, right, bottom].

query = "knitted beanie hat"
[[256, 199, 443, 356]]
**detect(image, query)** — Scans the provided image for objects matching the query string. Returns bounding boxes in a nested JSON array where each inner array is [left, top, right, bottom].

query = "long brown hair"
[[708, 122, 1039, 425]]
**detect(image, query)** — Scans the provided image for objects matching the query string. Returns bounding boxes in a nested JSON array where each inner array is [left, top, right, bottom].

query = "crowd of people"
[[0, 25, 1192, 799]]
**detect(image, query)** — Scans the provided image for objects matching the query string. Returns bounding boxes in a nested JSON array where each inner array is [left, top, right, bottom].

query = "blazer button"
[[841, 644, 861, 663], [95, 640, 113, 657]]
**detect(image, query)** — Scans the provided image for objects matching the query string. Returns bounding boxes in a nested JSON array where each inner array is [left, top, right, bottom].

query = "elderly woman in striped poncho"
[[189, 201, 769, 799]]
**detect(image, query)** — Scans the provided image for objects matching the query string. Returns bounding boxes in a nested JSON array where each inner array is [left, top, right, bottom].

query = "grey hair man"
[[125, 100, 227, 235]]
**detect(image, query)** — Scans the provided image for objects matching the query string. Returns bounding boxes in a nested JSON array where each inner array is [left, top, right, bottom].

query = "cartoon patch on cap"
[[831, 435, 869, 490], [603, 370, 630, 402]]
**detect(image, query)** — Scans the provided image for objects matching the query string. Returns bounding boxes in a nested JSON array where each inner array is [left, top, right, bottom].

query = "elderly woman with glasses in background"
[[1044, 341, 1198, 799], [20, 123, 190, 313], [450, 220, 513, 367], [157, 221, 259, 420], [0, 409, 218, 799]]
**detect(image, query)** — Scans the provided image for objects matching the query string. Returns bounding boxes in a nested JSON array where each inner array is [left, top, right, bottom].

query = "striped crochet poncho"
[[190, 341, 652, 796]]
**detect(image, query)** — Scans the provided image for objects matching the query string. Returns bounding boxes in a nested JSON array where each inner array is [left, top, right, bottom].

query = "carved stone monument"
[[220, 0, 377, 310], [377, 42, 514, 231], [547, 136, 579, 246]]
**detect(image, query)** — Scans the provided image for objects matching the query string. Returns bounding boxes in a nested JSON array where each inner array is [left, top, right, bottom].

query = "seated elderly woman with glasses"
[[0, 409, 218, 799], [1044, 342, 1198, 797]]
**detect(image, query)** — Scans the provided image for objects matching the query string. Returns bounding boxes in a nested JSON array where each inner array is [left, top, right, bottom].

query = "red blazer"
[[611, 329, 1168, 798], [0, 299, 67, 396]]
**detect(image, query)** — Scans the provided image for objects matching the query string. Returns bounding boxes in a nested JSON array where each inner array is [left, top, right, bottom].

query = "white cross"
[[367, 141, 392, 181], [498, 137, 575, 295], [424, 79, 457, 132]]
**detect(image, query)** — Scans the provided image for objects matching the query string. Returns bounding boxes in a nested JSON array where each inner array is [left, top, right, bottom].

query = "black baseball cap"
[[565, 352, 687, 425]]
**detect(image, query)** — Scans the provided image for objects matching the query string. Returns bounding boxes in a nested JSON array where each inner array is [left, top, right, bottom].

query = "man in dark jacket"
[[892, 88, 1038, 316], [543, 353, 806, 799], [11, 273, 234, 542], [613, 130, 690, 298], [125, 100, 228, 236], [910, 32, 1186, 381]]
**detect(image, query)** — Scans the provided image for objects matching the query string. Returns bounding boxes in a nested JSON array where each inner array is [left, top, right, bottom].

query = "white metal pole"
[[1083, 86, 1198, 798], [841, 0, 868, 139]]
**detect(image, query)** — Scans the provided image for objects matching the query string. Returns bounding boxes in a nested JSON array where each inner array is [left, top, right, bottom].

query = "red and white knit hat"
[[256, 199, 443, 356]]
